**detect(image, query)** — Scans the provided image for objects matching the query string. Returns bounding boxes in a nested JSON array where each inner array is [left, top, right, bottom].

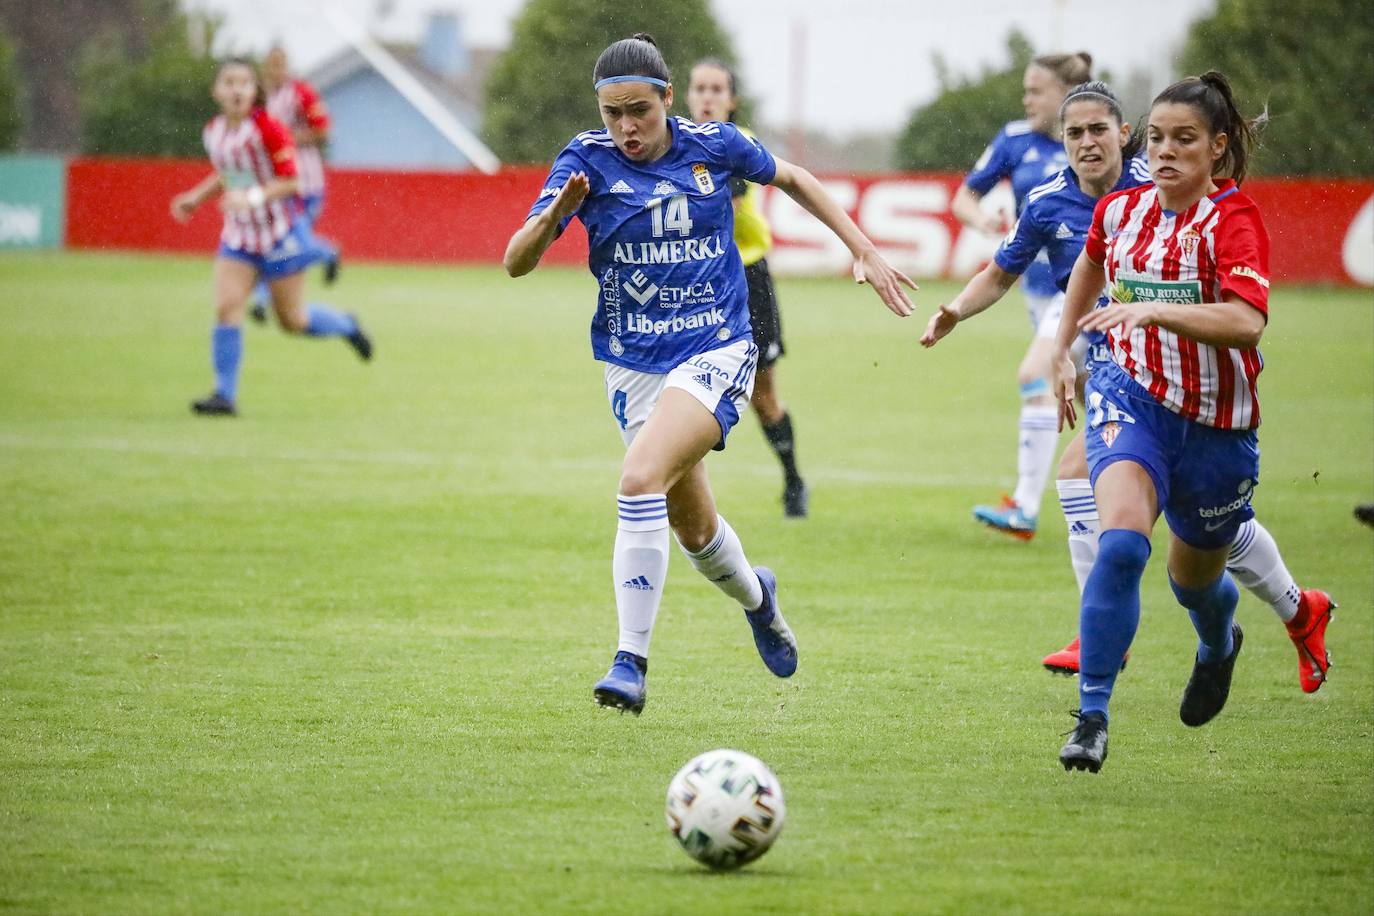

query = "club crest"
[[1179, 227, 1201, 258], [1100, 421, 1121, 448], [691, 163, 715, 194]]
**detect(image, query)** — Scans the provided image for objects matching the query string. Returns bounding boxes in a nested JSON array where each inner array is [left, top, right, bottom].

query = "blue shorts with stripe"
[[1085, 360, 1260, 550]]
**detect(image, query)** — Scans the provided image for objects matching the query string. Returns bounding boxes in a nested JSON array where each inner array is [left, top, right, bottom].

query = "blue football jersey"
[[526, 117, 776, 373], [994, 156, 1153, 366], [965, 120, 1068, 297]]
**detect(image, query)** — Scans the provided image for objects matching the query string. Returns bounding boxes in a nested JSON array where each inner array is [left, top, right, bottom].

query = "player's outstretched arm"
[[770, 158, 916, 317], [504, 172, 590, 278], [920, 262, 1018, 348], [1051, 250, 1104, 431], [170, 172, 224, 223]]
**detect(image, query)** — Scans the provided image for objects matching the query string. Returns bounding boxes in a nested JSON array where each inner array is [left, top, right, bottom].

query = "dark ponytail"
[[1060, 80, 1144, 160], [593, 33, 671, 97], [1152, 70, 1265, 183], [217, 56, 267, 109]]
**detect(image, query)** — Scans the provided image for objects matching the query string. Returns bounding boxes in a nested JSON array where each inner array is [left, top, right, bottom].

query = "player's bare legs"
[[193, 256, 257, 416], [750, 363, 808, 518], [598, 389, 797, 713], [750, 365, 784, 428], [268, 268, 371, 359], [975, 332, 1060, 539]]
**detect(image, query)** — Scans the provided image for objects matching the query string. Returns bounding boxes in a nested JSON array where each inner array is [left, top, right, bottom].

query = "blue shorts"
[[1085, 361, 1260, 550], [217, 221, 328, 281]]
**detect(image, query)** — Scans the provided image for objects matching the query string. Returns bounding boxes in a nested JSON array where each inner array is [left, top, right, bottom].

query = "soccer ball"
[[664, 748, 786, 870]]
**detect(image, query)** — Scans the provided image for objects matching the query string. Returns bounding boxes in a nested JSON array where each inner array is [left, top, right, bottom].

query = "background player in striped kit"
[[922, 80, 1334, 695], [1053, 71, 1300, 772], [952, 53, 1091, 540], [170, 58, 371, 416], [503, 35, 914, 715], [250, 44, 341, 324], [686, 58, 809, 518]]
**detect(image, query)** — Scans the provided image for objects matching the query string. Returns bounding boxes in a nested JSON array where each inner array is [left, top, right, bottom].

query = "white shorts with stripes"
[[604, 339, 759, 450]]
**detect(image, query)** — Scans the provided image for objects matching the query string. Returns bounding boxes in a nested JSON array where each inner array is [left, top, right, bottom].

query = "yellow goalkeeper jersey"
[[732, 126, 772, 267]]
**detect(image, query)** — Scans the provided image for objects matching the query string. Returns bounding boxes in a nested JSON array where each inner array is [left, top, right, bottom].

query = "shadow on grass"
[[646, 864, 798, 879]]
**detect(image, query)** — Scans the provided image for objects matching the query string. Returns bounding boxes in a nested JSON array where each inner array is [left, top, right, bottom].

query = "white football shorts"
[[1025, 289, 1068, 340], [604, 338, 759, 449]]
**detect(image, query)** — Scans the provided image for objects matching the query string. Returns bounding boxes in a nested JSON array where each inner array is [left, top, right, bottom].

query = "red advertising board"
[[65, 157, 1372, 286]]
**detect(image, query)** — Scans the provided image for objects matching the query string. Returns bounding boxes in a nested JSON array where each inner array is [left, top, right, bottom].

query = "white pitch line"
[[0, 432, 991, 489]]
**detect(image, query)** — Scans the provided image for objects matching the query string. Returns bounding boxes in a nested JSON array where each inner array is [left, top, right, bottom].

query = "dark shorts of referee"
[[744, 258, 785, 368]]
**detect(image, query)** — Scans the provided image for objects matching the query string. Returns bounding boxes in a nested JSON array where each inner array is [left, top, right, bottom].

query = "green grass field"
[[1, 251, 1371, 914]]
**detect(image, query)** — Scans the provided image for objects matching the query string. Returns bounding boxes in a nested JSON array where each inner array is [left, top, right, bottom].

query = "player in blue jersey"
[[924, 81, 1333, 697], [951, 52, 1092, 540], [503, 33, 915, 715]]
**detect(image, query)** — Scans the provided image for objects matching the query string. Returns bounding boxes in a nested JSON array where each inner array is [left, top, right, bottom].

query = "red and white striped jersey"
[[1086, 179, 1271, 430], [267, 79, 330, 197], [202, 107, 298, 253]]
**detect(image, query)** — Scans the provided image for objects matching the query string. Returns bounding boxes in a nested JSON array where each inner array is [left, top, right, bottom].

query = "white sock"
[[1012, 404, 1059, 517], [678, 514, 764, 611], [614, 494, 670, 657], [1227, 518, 1301, 622], [1056, 478, 1100, 594]]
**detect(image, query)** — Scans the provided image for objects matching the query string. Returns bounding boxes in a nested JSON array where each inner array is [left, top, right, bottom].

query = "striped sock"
[[678, 515, 764, 611], [1056, 478, 1100, 594], [1226, 518, 1301, 623], [613, 494, 669, 657]]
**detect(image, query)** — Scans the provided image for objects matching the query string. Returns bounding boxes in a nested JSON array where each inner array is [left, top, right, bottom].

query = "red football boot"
[[1042, 636, 1081, 675], [1042, 635, 1129, 675], [1287, 589, 1336, 694]]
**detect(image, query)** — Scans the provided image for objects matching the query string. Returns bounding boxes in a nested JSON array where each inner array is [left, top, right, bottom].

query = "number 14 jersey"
[[527, 117, 777, 373]]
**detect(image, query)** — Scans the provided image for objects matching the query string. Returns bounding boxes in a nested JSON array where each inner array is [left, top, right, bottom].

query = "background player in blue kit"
[[923, 81, 1333, 694], [503, 34, 915, 715], [951, 53, 1092, 540]]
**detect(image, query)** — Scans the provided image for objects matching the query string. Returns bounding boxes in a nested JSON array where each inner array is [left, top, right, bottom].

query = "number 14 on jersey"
[[648, 195, 693, 238]]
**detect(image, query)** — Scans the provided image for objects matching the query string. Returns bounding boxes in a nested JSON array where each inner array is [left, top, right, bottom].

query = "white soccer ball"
[[664, 748, 786, 870]]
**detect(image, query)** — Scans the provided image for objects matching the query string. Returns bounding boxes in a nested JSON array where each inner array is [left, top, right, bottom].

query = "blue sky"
[[191, 0, 1217, 135]]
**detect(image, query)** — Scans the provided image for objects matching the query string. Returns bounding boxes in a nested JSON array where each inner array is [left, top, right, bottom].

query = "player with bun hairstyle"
[[686, 58, 809, 518], [170, 57, 371, 417], [504, 34, 915, 715], [924, 80, 1334, 696], [954, 52, 1093, 541], [1051, 71, 1318, 772], [249, 45, 342, 324]]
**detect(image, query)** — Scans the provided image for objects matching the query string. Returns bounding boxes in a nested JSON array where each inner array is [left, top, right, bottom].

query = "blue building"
[[307, 13, 499, 172]]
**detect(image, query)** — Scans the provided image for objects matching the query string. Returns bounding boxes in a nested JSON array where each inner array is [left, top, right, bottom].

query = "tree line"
[[0, 0, 1368, 177]]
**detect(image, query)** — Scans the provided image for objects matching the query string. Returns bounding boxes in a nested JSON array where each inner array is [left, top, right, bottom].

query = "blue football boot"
[[973, 495, 1037, 540], [746, 567, 797, 677], [593, 651, 647, 715]]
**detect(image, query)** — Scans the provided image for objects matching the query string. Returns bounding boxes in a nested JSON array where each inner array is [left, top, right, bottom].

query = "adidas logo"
[[609, 180, 634, 194], [1056, 222, 1074, 240], [622, 575, 653, 591], [653, 180, 677, 196], [693, 372, 712, 390], [1069, 521, 1091, 535]]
